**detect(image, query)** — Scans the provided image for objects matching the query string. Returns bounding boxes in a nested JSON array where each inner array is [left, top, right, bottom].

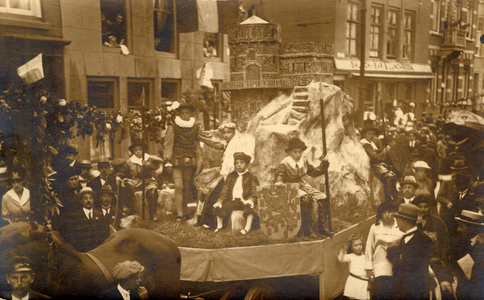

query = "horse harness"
[[85, 253, 114, 285]]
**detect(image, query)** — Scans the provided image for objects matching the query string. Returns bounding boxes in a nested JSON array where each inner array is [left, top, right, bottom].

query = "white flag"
[[17, 53, 44, 84], [197, 63, 213, 89]]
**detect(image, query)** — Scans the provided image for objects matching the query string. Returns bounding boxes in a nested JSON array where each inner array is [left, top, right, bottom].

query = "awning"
[[350, 73, 434, 79], [2, 33, 71, 45]]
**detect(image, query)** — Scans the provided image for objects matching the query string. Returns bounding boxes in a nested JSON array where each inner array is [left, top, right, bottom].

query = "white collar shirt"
[[404, 196, 415, 204], [403, 226, 418, 244], [102, 208, 110, 216], [83, 208, 93, 219], [117, 284, 130, 300], [12, 293, 29, 300], [232, 170, 248, 200]]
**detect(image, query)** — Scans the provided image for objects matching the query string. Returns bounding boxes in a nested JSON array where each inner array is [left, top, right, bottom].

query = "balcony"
[[442, 28, 467, 49], [221, 79, 281, 90]]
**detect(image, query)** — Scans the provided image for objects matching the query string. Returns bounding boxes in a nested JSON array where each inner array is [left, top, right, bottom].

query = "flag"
[[197, 0, 218, 33], [177, 0, 238, 34], [197, 63, 214, 89], [17, 53, 44, 84]]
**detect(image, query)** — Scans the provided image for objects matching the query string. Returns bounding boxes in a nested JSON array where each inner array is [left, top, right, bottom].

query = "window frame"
[[203, 32, 221, 58], [370, 5, 382, 58], [127, 79, 153, 111], [153, 0, 177, 54], [161, 79, 180, 105], [87, 77, 118, 110], [0, 0, 42, 17], [100, 0, 128, 49], [403, 10, 415, 60], [387, 8, 399, 59], [346, 1, 359, 57], [430, 0, 441, 33]]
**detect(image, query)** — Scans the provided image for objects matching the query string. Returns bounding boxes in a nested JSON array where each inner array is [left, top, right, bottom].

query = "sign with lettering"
[[335, 59, 432, 73]]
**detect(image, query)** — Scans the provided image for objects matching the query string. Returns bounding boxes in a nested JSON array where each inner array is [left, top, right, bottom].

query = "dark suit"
[[0, 290, 51, 299], [88, 176, 116, 193], [101, 207, 122, 229], [447, 190, 478, 242], [58, 207, 110, 252], [388, 228, 432, 300], [99, 286, 142, 300]]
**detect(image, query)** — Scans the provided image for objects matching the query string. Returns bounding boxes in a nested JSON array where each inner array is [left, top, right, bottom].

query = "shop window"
[[387, 8, 399, 59], [370, 5, 382, 58], [161, 80, 179, 104], [204, 33, 220, 58], [154, 0, 176, 53], [101, 0, 127, 47], [88, 80, 116, 109], [128, 81, 151, 110], [0, 0, 42, 17], [346, 2, 358, 56], [403, 11, 414, 60]]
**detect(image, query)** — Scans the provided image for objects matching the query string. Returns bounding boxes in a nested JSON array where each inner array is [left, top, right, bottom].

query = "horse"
[[0, 222, 181, 299]]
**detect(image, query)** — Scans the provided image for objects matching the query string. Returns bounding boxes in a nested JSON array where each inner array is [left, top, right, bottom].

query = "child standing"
[[212, 152, 259, 234], [275, 137, 330, 237], [338, 234, 370, 300]]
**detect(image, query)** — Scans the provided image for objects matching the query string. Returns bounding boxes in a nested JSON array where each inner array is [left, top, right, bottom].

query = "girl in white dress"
[[338, 234, 370, 300]]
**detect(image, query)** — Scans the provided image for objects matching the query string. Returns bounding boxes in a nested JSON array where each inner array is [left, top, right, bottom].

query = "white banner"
[[17, 53, 44, 84]]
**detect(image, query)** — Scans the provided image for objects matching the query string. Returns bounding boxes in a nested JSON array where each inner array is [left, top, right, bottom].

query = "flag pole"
[[319, 82, 332, 233], [141, 88, 146, 220]]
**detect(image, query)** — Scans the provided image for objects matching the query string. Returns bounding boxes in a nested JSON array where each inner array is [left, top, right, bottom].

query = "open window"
[[154, 0, 176, 53], [0, 0, 42, 17], [100, 0, 127, 47], [203, 33, 220, 58]]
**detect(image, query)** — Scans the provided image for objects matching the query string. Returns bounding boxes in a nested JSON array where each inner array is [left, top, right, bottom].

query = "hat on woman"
[[128, 138, 148, 153], [78, 187, 97, 200], [233, 152, 251, 164], [218, 121, 237, 132], [285, 137, 307, 153], [176, 103, 196, 112], [360, 126, 379, 136], [112, 260, 145, 281], [394, 203, 419, 221]]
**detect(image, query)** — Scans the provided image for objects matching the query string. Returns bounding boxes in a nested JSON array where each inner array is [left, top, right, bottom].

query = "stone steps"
[[287, 86, 310, 125]]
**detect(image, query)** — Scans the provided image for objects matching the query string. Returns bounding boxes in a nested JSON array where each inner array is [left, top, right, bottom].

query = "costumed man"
[[100, 261, 148, 300], [2, 171, 31, 224], [360, 125, 397, 201], [0, 256, 50, 300], [448, 210, 484, 299], [163, 103, 223, 223], [98, 185, 121, 229], [275, 137, 330, 237], [57, 187, 109, 252], [387, 203, 432, 300], [413, 195, 454, 300], [115, 139, 159, 221]]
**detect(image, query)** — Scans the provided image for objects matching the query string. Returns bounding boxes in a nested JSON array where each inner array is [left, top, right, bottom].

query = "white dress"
[[340, 253, 370, 300]]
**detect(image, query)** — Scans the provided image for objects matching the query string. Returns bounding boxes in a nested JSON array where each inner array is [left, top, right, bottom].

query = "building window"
[[88, 80, 116, 109], [478, 17, 484, 56], [430, 0, 441, 32], [0, 0, 41, 17], [101, 0, 127, 47], [154, 0, 176, 53], [405, 83, 414, 100], [204, 33, 220, 58], [387, 8, 399, 59], [370, 5, 382, 58], [346, 2, 358, 56], [161, 80, 179, 104], [87, 78, 117, 162], [128, 80, 151, 110], [403, 11, 414, 60]]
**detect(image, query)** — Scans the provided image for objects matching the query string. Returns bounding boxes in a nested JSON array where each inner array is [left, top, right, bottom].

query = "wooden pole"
[[141, 106, 146, 220], [358, 0, 367, 128], [319, 82, 332, 233], [379, 84, 387, 148], [213, 90, 217, 129]]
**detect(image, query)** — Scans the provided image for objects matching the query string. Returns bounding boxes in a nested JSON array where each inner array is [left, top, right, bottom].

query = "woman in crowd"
[[1, 170, 30, 224]]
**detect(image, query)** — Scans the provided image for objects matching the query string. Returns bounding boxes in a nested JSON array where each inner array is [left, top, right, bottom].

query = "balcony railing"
[[442, 28, 467, 49]]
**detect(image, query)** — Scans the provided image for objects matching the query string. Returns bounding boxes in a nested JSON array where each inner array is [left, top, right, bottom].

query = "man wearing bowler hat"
[[387, 203, 432, 300], [449, 210, 484, 299], [88, 159, 116, 194], [98, 185, 121, 229], [1, 256, 50, 299]]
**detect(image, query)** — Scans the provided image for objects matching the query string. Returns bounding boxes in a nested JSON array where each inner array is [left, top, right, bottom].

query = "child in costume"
[[213, 152, 259, 234], [338, 234, 370, 300], [275, 137, 330, 237]]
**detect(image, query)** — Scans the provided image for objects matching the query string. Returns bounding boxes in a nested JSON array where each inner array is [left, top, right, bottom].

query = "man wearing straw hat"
[[387, 203, 432, 300], [57, 187, 109, 252], [449, 210, 484, 299]]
